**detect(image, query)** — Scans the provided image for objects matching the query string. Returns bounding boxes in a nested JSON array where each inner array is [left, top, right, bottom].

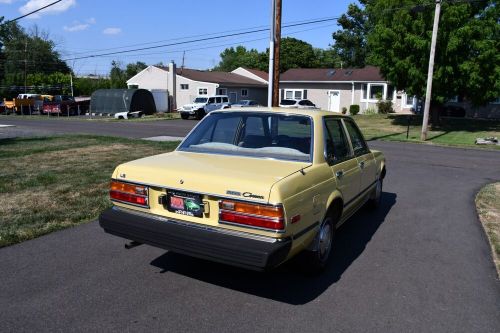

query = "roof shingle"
[[159, 67, 266, 87], [280, 66, 386, 82]]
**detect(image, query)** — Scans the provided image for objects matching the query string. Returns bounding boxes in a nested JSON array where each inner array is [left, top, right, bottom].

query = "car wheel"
[[305, 215, 335, 273], [180, 113, 189, 120], [367, 178, 383, 209], [195, 109, 205, 120]]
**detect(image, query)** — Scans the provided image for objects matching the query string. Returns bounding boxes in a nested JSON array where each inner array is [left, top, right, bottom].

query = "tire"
[[195, 109, 205, 120], [180, 113, 189, 120], [304, 215, 336, 273], [367, 178, 383, 209]]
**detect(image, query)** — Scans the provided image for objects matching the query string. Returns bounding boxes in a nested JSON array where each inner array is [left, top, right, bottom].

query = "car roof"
[[213, 107, 351, 119]]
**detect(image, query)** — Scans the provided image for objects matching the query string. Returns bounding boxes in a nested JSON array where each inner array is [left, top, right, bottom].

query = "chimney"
[[168, 61, 177, 111]]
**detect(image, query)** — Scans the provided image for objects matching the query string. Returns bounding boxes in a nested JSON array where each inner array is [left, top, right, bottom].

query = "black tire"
[[367, 178, 383, 209], [180, 113, 189, 120], [304, 215, 336, 273], [195, 108, 205, 120]]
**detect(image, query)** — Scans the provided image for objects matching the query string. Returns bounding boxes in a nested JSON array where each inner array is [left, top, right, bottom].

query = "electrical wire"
[[0, 0, 64, 25]]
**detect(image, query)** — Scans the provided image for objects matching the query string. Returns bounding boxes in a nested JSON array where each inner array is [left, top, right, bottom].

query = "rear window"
[[178, 112, 313, 162]]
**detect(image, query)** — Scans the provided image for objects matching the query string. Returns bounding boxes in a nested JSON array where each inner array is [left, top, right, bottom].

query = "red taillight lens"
[[110, 180, 148, 207], [219, 200, 284, 231]]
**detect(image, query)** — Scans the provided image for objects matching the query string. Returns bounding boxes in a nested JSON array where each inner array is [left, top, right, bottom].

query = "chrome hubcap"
[[318, 222, 332, 259]]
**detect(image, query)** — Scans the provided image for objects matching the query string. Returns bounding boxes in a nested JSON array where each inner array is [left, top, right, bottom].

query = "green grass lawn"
[[0, 135, 178, 247], [353, 114, 500, 149], [476, 183, 500, 276]]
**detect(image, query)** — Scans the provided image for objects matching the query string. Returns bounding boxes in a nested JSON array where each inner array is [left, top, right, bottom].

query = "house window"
[[241, 89, 248, 97], [218, 88, 227, 95], [403, 94, 415, 108], [180, 84, 189, 90], [198, 88, 208, 95], [284, 89, 305, 100], [361, 83, 387, 102]]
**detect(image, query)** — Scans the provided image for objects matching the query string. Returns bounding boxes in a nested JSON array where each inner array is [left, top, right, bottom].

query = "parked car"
[[99, 108, 386, 272], [42, 95, 90, 116], [279, 99, 318, 109], [180, 95, 230, 120], [14, 94, 43, 114], [232, 99, 261, 107], [114, 111, 144, 120]]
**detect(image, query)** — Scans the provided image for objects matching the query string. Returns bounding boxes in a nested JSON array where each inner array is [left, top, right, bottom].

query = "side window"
[[324, 118, 351, 163], [343, 120, 369, 156], [216, 97, 222, 103], [208, 97, 216, 104], [244, 117, 265, 136], [222, 97, 228, 103], [212, 117, 240, 143]]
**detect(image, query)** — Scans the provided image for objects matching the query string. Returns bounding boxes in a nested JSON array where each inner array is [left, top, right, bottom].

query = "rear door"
[[342, 119, 377, 196], [324, 118, 361, 212]]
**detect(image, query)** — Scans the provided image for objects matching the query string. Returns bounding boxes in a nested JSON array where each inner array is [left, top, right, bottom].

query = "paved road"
[[1, 141, 499, 332], [0, 116, 198, 138]]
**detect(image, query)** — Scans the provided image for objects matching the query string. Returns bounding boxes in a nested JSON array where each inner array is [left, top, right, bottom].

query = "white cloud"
[[0, 0, 14, 4], [102, 27, 121, 35], [19, 0, 76, 18], [63, 23, 88, 32], [63, 17, 95, 32]]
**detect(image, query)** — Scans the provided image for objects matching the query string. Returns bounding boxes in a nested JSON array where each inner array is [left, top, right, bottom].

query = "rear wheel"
[[367, 178, 383, 209], [304, 215, 336, 273], [180, 113, 189, 120]]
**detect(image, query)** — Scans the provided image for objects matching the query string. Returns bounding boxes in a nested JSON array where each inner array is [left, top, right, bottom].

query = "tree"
[[367, 0, 500, 106], [279, 37, 317, 72], [109, 60, 126, 88], [125, 61, 147, 79], [332, 2, 370, 68], [213, 46, 267, 71]]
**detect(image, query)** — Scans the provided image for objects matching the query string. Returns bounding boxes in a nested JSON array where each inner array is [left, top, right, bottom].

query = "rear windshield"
[[178, 112, 313, 162], [194, 97, 208, 103], [280, 99, 296, 106]]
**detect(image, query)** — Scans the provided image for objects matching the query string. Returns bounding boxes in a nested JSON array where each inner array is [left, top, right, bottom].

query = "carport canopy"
[[90, 89, 156, 115]]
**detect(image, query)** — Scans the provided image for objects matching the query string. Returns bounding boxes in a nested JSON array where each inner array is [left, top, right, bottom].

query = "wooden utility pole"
[[421, 0, 441, 141], [24, 39, 27, 93], [272, 0, 282, 107]]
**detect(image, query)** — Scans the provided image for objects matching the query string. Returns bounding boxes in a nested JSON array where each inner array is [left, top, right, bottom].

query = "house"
[[279, 66, 414, 113], [127, 63, 268, 110]]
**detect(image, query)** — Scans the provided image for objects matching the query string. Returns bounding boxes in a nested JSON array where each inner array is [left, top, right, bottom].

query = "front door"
[[229, 92, 237, 104], [342, 119, 377, 194], [328, 90, 340, 112], [324, 118, 361, 212]]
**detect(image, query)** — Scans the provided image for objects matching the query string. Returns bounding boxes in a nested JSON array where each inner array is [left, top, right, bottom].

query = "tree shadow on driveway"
[[150, 192, 397, 305]]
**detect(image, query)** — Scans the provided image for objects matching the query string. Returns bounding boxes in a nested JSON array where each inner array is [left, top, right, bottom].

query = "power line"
[[63, 17, 340, 61], [1, 0, 64, 24]]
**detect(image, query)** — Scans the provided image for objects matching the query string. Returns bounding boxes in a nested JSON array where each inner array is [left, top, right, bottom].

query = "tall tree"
[[332, 2, 370, 68], [213, 46, 267, 71], [367, 0, 499, 105], [279, 37, 317, 72], [125, 61, 147, 79], [109, 61, 126, 88]]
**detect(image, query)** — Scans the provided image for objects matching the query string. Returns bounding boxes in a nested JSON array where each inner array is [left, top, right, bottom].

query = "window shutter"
[[303, 90, 308, 99], [280, 89, 284, 99]]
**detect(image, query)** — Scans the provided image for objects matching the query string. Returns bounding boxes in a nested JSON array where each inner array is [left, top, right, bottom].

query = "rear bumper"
[[99, 207, 292, 271]]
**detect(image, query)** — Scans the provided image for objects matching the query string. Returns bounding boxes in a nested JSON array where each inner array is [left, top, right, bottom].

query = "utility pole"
[[70, 72, 74, 97], [272, 0, 282, 107], [181, 51, 185, 75], [421, 0, 441, 141], [267, 0, 282, 107]]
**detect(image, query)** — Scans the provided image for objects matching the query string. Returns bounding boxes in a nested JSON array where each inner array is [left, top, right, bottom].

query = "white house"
[[279, 66, 414, 113]]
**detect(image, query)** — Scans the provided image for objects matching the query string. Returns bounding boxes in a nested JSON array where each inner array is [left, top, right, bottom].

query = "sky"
[[0, 0, 353, 75]]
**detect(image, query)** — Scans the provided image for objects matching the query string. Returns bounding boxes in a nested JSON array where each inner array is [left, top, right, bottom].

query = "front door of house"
[[328, 90, 340, 112], [229, 92, 237, 104]]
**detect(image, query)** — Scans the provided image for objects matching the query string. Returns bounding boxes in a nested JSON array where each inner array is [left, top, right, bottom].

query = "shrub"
[[364, 107, 377, 115], [341, 107, 347, 114], [349, 104, 360, 115], [377, 100, 394, 114]]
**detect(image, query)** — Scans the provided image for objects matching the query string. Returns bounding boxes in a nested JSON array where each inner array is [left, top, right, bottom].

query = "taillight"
[[219, 200, 284, 231], [110, 180, 149, 207]]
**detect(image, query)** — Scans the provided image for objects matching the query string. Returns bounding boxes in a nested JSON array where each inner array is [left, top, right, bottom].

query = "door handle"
[[335, 170, 344, 178], [359, 161, 365, 169]]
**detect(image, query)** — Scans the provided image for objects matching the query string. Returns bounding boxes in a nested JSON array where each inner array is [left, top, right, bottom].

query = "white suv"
[[180, 95, 230, 120]]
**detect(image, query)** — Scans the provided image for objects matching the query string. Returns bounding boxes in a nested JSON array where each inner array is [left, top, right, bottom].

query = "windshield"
[[280, 99, 297, 106], [193, 97, 208, 103], [178, 112, 313, 162]]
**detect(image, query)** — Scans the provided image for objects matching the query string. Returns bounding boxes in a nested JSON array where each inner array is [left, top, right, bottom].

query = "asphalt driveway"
[[1, 141, 499, 332]]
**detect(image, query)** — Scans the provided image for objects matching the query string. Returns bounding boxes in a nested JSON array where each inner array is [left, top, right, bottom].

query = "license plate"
[[166, 191, 203, 218]]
